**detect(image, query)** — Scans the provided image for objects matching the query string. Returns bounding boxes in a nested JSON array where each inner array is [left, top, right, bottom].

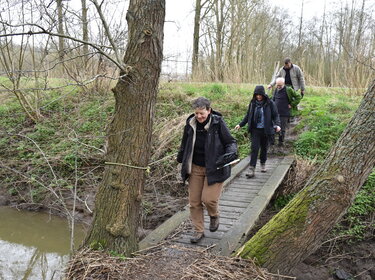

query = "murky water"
[[0, 207, 86, 280]]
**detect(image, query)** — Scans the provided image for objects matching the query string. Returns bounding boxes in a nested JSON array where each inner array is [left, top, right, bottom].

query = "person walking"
[[235, 85, 280, 178], [268, 57, 306, 98], [272, 77, 302, 146], [177, 97, 237, 243]]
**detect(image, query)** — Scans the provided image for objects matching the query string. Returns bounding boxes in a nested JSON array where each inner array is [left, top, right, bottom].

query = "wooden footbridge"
[[139, 155, 294, 256]]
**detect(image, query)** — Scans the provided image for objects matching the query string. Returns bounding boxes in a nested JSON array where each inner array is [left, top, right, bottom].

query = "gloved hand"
[[216, 152, 238, 168]]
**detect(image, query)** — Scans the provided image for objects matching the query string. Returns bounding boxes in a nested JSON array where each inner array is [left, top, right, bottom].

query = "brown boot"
[[209, 216, 220, 232], [246, 166, 255, 178], [190, 232, 205, 243]]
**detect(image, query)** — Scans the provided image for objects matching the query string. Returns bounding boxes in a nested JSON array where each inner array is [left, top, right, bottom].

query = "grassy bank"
[[0, 82, 373, 240]]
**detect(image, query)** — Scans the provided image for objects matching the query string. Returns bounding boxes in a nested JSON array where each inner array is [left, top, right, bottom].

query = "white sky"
[[163, 0, 338, 64]]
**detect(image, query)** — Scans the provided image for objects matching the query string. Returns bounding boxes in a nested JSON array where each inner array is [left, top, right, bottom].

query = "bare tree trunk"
[[355, 0, 365, 49], [237, 80, 375, 274], [214, 0, 225, 81], [297, 0, 304, 49], [57, 0, 65, 70], [192, 0, 202, 78], [84, 0, 165, 255], [81, 0, 89, 68]]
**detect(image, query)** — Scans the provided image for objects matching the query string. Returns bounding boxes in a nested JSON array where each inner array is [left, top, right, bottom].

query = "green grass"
[[294, 94, 361, 161], [0, 81, 371, 239], [333, 170, 375, 242], [0, 82, 364, 171], [288, 89, 373, 243], [0, 85, 112, 200]]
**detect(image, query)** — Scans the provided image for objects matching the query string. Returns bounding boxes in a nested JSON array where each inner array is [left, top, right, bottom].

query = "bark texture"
[[57, 0, 65, 65], [237, 80, 375, 274], [81, 0, 89, 67], [192, 0, 202, 78], [84, 0, 165, 255]]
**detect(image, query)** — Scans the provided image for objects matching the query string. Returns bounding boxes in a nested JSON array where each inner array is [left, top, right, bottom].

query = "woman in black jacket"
[[235, 85, 280, 178], [177, 97, 237, 243]]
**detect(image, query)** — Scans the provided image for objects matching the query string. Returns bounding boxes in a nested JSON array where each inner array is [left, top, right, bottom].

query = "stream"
[[0, 207, 86, 280]]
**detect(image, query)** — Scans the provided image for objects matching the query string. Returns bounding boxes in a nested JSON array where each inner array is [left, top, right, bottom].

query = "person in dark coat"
[[235, 85, 281, 178], [272, 77, 302, 146], [177, 97, 237, 243]]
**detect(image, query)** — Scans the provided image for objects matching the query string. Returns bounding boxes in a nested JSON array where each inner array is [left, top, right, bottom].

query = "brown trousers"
[[188, 164, 223, 233]]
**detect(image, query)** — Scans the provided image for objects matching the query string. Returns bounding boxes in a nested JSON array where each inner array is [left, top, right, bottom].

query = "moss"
[[90, 239, 107, 250], [237, 188, 315, 264]]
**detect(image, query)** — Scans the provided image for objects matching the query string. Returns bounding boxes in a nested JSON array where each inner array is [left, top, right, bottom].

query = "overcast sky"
[[163, 0, 337, 63]]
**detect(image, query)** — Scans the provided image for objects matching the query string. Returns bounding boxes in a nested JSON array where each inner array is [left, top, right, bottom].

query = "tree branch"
[[0, 21, 125, 71], [90, 0, 122, 66]]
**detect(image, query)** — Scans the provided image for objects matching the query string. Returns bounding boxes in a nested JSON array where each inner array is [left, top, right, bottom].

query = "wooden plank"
[[203, 222, 232, 232], [223, 188, 258, 194], [219, 200, 248, 208], [219, 200, 249, 208], [228, 184, 263, 191], [221, 195, 255, 203], [204, 230, 226, 239], [217, 211, 242, 219], [234, 181, 268, 186], [203, 216, 236, 225], [222, 192, 255, 198], [222, 189, 259, 195], [213, 156, 294, 256], [222, 189, 258, 196], [175, 236, 220, 247], [219, 204, 246, 211], [231, 179, 266, 185], [221, 193, 254, 200], [232, 182, 266, 188], [178, 231, 224, 241], [220, 193, 255, 203], [235, 177, 268, 183], [139, 207, 189, 250], [221, 193, 256, 200], [139, 156, 250, 249]]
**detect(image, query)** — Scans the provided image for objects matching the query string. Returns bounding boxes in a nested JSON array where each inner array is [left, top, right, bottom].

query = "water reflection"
[[0, 207, 86, 280]]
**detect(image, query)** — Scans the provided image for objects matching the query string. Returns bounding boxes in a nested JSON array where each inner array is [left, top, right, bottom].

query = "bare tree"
[[297, 0, 304, 49], [81, 0, 89, 68], [84, 0, 165, 254], [57, 0, 65, 70], [192, 0, 374, 88], [192, 0, 209, 78]]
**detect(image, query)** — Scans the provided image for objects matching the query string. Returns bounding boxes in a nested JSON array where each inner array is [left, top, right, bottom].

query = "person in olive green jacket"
[[271, 77, 302, 146]]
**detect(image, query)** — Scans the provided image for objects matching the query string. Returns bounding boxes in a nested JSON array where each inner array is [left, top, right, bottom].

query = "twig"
[[267, 272, 296, 279], [0, 21, 125, 71], [354, 268, 372, 278], [131, 240, 169, 256], [202, 244, 216, 252]]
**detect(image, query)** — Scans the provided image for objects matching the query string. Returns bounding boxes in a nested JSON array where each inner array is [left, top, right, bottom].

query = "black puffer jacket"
[[177, 111, 237, 185], [239, 92, 280, 135]]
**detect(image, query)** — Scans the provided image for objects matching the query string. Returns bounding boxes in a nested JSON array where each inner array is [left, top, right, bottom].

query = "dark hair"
[[284, 57, 291, 64], [192, 97, 211, 110]]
